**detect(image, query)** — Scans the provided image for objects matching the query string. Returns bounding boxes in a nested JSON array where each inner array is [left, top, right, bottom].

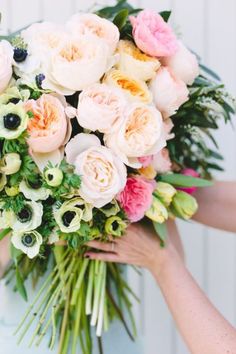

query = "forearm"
[[193, 181, 236, 232], [0, 237, 10, 278], [151, 246, 236, 354]]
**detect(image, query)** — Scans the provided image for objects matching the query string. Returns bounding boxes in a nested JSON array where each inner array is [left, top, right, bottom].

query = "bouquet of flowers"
[[0, 1, 235, 353]]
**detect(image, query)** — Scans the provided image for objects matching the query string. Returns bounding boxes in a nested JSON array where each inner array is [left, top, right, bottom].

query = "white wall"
[[0, 1, 236, 353]]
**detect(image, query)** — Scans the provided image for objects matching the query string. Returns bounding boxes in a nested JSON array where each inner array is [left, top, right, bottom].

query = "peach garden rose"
[[25, 94, 68, 153]]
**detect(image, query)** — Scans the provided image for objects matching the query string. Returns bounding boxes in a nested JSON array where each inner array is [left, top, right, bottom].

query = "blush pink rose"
[[178, 168, 200, 195], [25, 94, 68, 153], [150, 67, 189, 118], [162, 41, 199, 85], [138, 155, 154, 168], [130, 10, 178, 57], [117, 176, 155, 222], [152, 148, 172, 174]]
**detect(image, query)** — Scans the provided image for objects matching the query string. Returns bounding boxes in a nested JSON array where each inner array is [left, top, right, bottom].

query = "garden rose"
[[162, 41, 199, 85], [77, 83, 126, 133], [25, 94, 68, 153], [150, 67, 189, 118], [42, 36, 110, 95], [104, 69, 152, 104], [67, 13, 119, 53], [152, 148, 172, 174], [117, 176, 155, 222], [138, 155, 154, 168], [130, 10, 178, 57], [116, 40, 160, 81], [65, 133, 127, 208], [104, 103, 166, 168], [0, 40, 13, 94]]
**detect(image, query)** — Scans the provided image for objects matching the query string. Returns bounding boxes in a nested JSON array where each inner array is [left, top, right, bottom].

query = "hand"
[[85, 220, 177, 273]]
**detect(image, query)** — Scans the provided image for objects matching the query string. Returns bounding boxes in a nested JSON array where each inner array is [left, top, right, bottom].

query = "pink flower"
[[150, 67, 189, 118], [117, 176, 155, 222], [162, 41, 199, 85], [138, 155, 154, 168], [25, 94, 68, 153], [179, 168, 200, 194], [130, 10, 178, 57], [152, 148, 172, 174]]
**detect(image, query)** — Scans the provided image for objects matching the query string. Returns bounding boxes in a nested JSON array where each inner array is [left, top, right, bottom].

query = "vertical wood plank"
[[42, 0, 75, 22], [9, 0, 42, 32]]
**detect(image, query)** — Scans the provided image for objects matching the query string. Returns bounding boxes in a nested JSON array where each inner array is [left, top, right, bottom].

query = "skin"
[[85, 219, 236, 354], [193, 181, 236, 233]]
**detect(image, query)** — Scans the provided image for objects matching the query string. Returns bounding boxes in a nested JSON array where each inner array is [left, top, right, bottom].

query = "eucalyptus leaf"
[[158, 174, 213, 187]]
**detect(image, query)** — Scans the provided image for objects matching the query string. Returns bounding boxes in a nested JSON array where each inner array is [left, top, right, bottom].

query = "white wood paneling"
[[0, 1, 236, 353]]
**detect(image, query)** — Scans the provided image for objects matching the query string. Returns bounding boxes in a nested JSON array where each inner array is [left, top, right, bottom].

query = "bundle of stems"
[[14, 246, 137, 354]]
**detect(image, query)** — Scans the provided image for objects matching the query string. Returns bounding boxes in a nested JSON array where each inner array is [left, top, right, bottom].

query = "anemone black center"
[[112, 221, 119, 231], [47, 174, 54, 181], [3, 113, 21, 130], [35, 74, 46, 89], [22, 233, 36, 247], [17, 206, 33, 223], [13, 47, 28, 63], [27, 177, 43, 189], [62, 211, 76, 227], [8, 98, 21, 104]]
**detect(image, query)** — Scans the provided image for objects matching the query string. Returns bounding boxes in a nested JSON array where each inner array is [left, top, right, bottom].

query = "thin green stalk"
[[85, 261, 94, 315], [61, 329, 71, 354], [71, 258, 89, 306], [96, 263, 107, 337], [91, 262, 104, 327], [71, 284, 83, 354]]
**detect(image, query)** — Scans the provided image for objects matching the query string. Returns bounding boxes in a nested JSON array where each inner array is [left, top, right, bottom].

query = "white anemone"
[[19, 180, 51, 201], [11, 230, 43, 259], [11, 201, 43, 232]]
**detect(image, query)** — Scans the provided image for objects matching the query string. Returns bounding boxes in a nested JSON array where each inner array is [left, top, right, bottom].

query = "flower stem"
[[91, 261, 105, 327], [85, 261, 94, 315], [71, 258, 89, 306]]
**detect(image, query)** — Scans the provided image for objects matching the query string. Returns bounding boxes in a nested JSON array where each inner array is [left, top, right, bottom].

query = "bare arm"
[[193, 181, 236, 233], [0, 237, 10, 278], [86, 222, 236, 354]]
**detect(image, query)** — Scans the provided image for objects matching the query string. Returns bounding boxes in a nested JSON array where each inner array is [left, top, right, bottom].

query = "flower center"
[[60, 44, 83, 62], [3, 113, 21, 130], [62, 211, 76, 227], [17, 206, 33, 223], [22, 233, 36, 247]]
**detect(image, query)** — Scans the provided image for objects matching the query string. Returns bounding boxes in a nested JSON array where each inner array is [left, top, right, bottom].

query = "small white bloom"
[[11, 230, 43, 259], [0, 102, 28, 140], [19, 180, 51, 201], [11, 201, 43, 232], [48, 229, 60, 244], [54, 200, 84, 233]]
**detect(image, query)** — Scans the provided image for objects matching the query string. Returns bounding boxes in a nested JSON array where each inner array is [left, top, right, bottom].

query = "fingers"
[[86, 240, 116, 253], [84, 252, 121, 263]]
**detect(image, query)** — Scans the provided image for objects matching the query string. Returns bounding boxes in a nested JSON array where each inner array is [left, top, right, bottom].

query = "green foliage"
[[169, 69, 236, 177], [37, 203, 56, 239], [2, 193, 26, 214], [158, 174, 213, 187], [159, 11, 172, 22], [153, 222, 167, 247]]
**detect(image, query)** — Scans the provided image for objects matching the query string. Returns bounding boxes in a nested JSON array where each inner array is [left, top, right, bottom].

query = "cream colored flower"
[[0, 153, 21, 175], [19, 180, 50, 201], [104, 69, 152, 104], [11, 230, 43, 259], [65, 133, 127, 208], [11, 201, 43, 232], [104, 103, 166, 168], [116, 40, 160, 81], [77, 83, 126, 133], [67, 13, 119, 53], [145, 196, 168, 223], [54, 200, 84, 233], [42, 36, 111, 95], [0, 102, 28, 139]]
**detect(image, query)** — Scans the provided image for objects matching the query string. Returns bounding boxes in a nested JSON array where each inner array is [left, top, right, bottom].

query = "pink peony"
[[152, 148, 172, 174], [150, 67, 189, 118], [162, 41, 199, 85], [178, 168, 200, 195], [138, 155, 154, 168], [117, 176, 155, 222], [130, 10, 178, 58]]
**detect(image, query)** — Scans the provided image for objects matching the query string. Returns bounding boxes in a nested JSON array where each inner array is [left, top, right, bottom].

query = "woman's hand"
[[85, 220, 181, 274]]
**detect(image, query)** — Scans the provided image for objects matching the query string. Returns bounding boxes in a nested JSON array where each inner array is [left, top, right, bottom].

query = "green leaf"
[[159, 11, 172, 22], [0, 228, 11, 241], [199, 64, 221, 81], [16, 267, 28, 301], [10, 244, 22, 266], [153, 222, 167, 247], [158, 174, 213, 187], [113, 9, 129, 30]]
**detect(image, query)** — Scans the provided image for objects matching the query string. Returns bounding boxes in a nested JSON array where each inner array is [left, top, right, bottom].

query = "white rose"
[[104, 103, 166, 168], [150, 67, 189, 118], [42, 36, 111, 95], [77, 83, 126, 133], [162, 41, 199, 85], [66, 13, 120, 53], [0, 40, 13, 94], [116, 40, 160, 81], [65, 133, 127, 208]]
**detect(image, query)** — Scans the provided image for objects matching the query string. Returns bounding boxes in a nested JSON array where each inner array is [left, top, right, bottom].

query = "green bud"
[[172, 191, 198, 220], [5, 185, 19, 197], [44, 168, 63, 187], [1, 153, 22, 175], [0, 173, 7, 192], [154, 182, 176, 207], [146, 196, 168, 224], [105, 216, 127, 237]]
